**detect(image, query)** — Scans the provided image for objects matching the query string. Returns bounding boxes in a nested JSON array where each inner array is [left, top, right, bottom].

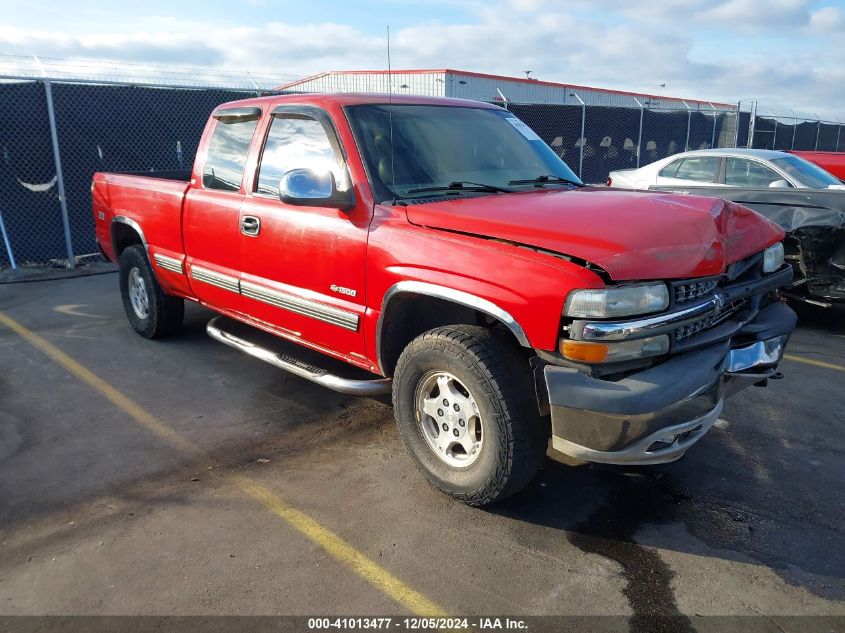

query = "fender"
[[376, 280, 531, 373], [111, 216, 148, 255]]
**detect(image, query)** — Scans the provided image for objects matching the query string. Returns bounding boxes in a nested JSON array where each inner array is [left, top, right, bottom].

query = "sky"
[[0, 0, 843, 118]]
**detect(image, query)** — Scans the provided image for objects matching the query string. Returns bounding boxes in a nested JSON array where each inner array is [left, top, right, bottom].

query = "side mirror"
[[279, 168, 355, 211], [769, 179, 790, 188]]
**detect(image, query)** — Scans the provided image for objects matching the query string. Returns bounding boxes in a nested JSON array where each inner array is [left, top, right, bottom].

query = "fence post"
[[815, 120, 821, 150], [579, 104, 585, 179], [733, 102, 740, 148], [707, 103, 716, 148], [496, 88, 509, 111], [634, 97, 644, 168], [791, 114, 797, 150], [570, 91, 585, 180], [837, 124, 842, 152], [246, 71, 262, 98], [43, 79, 75, 269], [748, 101, 756, 148], [772, 118, 778, 150], [0, 211, 16, 270], [682, 101, 691, 151]]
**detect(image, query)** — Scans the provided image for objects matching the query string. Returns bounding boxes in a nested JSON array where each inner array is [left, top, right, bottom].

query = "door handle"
[[241, 215, 261, 237]]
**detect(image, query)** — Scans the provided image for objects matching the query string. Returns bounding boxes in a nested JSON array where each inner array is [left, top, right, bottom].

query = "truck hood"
[[404, 188, 785, 280]]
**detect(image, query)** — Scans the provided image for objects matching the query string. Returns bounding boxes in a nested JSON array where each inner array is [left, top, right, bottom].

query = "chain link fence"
[[0, 78, 265, 269], [0, 81, 68, 268], [750, 113, 844, 152], [0, 74, 842, 271], [507, 102, 740, 185]]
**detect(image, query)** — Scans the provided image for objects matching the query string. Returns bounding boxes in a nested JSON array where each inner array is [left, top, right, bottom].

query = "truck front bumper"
[[544, 302, 796, 465]]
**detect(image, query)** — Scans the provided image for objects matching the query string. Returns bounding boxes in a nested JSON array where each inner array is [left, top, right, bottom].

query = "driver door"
[[237, 106, 371, 360]]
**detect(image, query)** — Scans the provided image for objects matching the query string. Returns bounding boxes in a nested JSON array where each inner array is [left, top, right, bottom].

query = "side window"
[[658, 159, 683, 178], [202, 115, 260, 191], [256, 114, 346, 197], [672, 157, 720, 182], [725, 158, 783, 187]]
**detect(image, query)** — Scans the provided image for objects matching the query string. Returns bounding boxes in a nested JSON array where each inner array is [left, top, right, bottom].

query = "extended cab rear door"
[[236, 105, 370, 360], [183, 107, 261, 312]]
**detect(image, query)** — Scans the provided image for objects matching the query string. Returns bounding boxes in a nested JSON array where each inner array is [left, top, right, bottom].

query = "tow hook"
[[753, 371, 784, 388]]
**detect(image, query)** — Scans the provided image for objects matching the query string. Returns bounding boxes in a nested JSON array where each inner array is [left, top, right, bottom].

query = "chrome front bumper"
[[545, 302, 795, 466]]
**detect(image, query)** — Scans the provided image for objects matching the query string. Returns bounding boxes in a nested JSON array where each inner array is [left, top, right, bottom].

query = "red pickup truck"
[[93, 93, 796, 505]]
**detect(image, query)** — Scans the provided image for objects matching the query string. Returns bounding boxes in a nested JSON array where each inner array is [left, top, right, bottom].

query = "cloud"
[[506, 0, 814, 28], [0, 1, 841, 119], [694, 0, 811, 29], [0, 26, 225, 66], [808, 6, 845, 33]]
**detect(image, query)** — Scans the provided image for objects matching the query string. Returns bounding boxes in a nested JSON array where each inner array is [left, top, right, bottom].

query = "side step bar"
[[206, 316, 392, 396]]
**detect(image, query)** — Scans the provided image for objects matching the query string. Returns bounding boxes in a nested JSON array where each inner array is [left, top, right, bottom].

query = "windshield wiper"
[[404, 181, 513, 195], [508, 175, 583, 187]]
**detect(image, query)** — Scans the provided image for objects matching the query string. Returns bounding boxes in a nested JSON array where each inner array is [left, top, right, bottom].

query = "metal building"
[[277, 69, 734, 110]]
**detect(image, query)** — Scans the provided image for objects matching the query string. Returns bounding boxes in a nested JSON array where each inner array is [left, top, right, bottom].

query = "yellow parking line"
[[0, 311, 204, 458], [233, 475, 444, 614], [0, 310, 446, 617], [783, 353, 845, 373]]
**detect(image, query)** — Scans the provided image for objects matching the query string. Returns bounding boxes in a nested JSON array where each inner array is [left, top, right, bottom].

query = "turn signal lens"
[[560, 340, 609, 362], [560, 335, 670, 364]]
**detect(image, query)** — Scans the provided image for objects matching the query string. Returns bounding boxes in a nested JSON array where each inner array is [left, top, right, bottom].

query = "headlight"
[[560, 335, 670, 364], [763, 242, 784, 273], [564, 282, 669, 318]]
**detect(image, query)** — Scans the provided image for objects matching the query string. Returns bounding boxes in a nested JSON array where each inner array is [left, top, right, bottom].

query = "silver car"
[[607, 148, 845, 190]]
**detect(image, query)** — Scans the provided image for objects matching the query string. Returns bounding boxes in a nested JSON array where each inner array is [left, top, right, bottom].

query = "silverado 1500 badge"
[[330, 284, 357, 297]]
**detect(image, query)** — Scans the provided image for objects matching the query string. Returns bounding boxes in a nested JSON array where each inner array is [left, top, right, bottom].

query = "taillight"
[[606, 177, 612, 186]]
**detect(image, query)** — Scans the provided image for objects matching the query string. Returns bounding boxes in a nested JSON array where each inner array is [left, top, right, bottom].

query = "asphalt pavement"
[[0, 271, 842, 628]]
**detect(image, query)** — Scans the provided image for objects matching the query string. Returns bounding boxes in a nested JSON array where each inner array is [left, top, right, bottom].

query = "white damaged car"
[[607, 148, 845, 190]]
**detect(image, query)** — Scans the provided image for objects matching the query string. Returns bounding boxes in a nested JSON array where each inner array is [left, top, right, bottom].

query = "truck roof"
[[214, 92, 504, 111]]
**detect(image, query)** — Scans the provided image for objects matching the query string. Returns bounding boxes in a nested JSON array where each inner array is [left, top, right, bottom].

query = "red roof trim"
[[276, 69, 735, 109]]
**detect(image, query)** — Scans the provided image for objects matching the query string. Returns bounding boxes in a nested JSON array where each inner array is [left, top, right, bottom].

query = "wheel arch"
[[376, 281, 531, 377], [111, 216, 148, 259]]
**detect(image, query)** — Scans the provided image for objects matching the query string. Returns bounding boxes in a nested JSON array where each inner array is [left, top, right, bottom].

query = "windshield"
[[771, 155, 841, 188], [345, 104, 581, 202]]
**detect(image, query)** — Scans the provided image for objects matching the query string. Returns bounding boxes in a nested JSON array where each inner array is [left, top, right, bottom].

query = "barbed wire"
[[0, 53, 300, 90], [0, 54, 841, 126]]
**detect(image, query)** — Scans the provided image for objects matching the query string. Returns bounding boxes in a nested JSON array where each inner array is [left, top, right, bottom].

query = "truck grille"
[[674, 279, 718, 304], [675, 298, 747, 341]]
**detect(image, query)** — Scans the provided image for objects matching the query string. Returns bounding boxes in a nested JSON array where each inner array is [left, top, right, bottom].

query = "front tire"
[[118, 245, 184, 339], [392, 325, 548, 506]]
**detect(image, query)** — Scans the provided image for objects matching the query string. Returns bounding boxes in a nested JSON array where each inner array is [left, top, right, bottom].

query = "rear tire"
[[392, 325, 547, 506], [118, 245, 184, 339]]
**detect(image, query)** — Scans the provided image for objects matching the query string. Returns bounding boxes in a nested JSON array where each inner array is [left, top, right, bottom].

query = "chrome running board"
[[207, 316, 392, 396]]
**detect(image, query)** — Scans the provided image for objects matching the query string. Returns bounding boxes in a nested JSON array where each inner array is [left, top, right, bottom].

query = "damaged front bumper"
[[545, 302, 796, 465]]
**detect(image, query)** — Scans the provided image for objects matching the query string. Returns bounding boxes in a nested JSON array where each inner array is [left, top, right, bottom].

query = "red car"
[[788, 151, 845, 181], [93, 93, 795, 505]]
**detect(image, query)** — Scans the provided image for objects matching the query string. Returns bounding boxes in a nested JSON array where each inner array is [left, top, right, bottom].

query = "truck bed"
[[92, 170, 192, 263], [117, 169, 192, 181]]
